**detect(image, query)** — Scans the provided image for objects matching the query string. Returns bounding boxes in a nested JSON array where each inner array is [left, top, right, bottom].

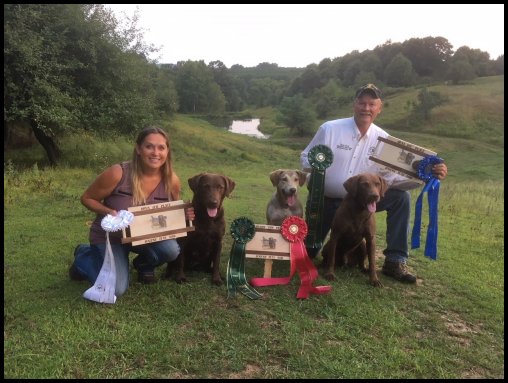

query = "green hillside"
[[376, 76, 504, 147]]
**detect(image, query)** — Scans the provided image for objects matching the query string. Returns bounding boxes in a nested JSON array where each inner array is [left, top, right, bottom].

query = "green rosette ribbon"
[[305, 144, 333, 250], [227, 217, 263, 299]]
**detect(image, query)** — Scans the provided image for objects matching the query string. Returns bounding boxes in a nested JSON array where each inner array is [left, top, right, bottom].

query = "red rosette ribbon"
[[281, 217, 331, 299], [280, 216, 308, 243], [250, 216, 331, 299]]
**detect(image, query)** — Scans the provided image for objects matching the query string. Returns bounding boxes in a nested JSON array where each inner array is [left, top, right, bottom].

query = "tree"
[[359, 51, 383, 79], [175, 60, 225, 114], [493, 55, 504, 75], [5, 4, 81, 164], [384, 53, 415, 87], [298, 65, 323, 96], [401, 36, 453, 79], [247, 78, 286, 108], [342, 59, 362, 87], [4, 4, 162, 165], [353, 71, 378, 89], [208, 60, 243, 111], [313, 80, 341, 119], [276, 95, 316, 136], [413, 87, 447, 120], [373, 40, 403, 69], [317, 57, 335, 83], [331, 50, 362, 83], [453, 46, 492, 77], [153, 67, 179, 114], [446, 60, 476, 84]]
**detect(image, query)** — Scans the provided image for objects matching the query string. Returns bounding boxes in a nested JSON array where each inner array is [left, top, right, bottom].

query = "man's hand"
[[432, 163, 448, 180]]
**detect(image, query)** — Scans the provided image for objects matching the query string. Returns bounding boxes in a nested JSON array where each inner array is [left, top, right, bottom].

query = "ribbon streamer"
[[226, 217, 263, 299], [83, 210, 134, 304], [411, 156, 443, 260], [250, 216, 331, 299], [304, 145, 333, 250]]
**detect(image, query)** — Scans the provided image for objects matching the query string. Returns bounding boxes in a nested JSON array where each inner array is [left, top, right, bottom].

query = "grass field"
[[3, 77, 504, 378]]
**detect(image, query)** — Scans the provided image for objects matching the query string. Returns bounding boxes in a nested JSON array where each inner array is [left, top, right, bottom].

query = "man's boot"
[[382, 260, 416, 283]]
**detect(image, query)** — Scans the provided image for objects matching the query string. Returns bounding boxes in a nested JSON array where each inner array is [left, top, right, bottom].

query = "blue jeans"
[[72, 239, 180, 297], [309, 188, 411, 263]]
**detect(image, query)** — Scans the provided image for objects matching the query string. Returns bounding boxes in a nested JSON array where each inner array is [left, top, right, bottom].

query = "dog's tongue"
[[367, 202, 377, 213], [207, 208, 218, 217], [287, 194, 296, 207]]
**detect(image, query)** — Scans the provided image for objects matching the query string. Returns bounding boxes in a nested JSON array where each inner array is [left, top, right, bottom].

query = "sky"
[[105, 4, 504, 68]]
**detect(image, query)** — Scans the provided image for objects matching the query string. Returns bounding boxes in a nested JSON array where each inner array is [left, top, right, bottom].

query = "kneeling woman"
[[69, 126, 194, 297]]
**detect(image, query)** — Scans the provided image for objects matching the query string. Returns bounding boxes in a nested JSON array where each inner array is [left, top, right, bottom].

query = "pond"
[[228, 119, 268, 139]]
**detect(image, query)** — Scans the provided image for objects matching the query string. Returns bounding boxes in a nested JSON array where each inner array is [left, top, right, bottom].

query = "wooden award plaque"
[[245, 224, 290, 278], [121, 200, 194, 246], [369, 135, 437, 181]]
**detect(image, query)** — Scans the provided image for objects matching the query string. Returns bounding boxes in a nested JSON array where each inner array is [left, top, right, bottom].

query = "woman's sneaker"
[[69, 245, 87, 281], [138, 271, 157, 284], [382, 260, 416, 283]]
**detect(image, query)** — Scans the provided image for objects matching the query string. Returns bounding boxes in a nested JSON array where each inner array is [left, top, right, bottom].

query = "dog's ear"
[[269, 170, 283, 186], [222, 176, 236, 197], [296, 170, 308, 186], [188, 173, 205, 193], [343, 175, 360, 196], [378, 175, 388, 198]]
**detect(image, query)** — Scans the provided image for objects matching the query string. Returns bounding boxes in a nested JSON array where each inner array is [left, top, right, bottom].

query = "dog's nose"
[[289, 188, 296, 194]]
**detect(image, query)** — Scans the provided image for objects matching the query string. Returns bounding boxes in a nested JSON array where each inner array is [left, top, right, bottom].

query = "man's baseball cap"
[[355, 83, 382, 99]]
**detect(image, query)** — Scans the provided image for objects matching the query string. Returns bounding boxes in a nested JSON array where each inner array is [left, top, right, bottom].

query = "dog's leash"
[[304, 145, 333, 251], [411, 155, 443, 260]]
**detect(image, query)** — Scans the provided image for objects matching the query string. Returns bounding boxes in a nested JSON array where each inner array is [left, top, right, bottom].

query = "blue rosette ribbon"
[[411, 156, 443, 260]]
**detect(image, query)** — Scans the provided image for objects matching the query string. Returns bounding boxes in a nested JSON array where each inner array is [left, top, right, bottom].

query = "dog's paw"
[[175, 275, 187, 284], [370, 278, 383, 288], [212, 275, 223, 286], [324, 272, 337, 281]]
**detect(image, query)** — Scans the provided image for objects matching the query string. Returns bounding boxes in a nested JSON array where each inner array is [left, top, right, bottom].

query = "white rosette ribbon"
[[83, 210, 134, 304]]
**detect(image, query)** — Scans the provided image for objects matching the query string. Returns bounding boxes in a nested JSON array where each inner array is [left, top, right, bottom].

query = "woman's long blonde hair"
[[131, 126, 175, 206]]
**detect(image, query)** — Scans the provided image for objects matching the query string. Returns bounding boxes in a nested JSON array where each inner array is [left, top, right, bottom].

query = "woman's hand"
[[185, 206, 195, 221]]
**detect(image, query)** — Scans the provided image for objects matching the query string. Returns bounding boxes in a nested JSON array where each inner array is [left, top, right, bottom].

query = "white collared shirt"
[[300, 117, 417, 198]]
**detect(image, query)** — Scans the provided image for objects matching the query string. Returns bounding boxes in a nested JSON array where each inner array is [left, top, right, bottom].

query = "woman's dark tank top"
[[89, 161, 171, 244]]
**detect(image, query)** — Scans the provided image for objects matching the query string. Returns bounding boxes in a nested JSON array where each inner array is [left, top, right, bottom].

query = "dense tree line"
[[4, 4, 504, 164]]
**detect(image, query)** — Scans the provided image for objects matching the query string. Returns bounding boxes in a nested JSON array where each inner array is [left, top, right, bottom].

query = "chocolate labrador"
[[165, 172, 235, 285], [322, 173, 387, 287]]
